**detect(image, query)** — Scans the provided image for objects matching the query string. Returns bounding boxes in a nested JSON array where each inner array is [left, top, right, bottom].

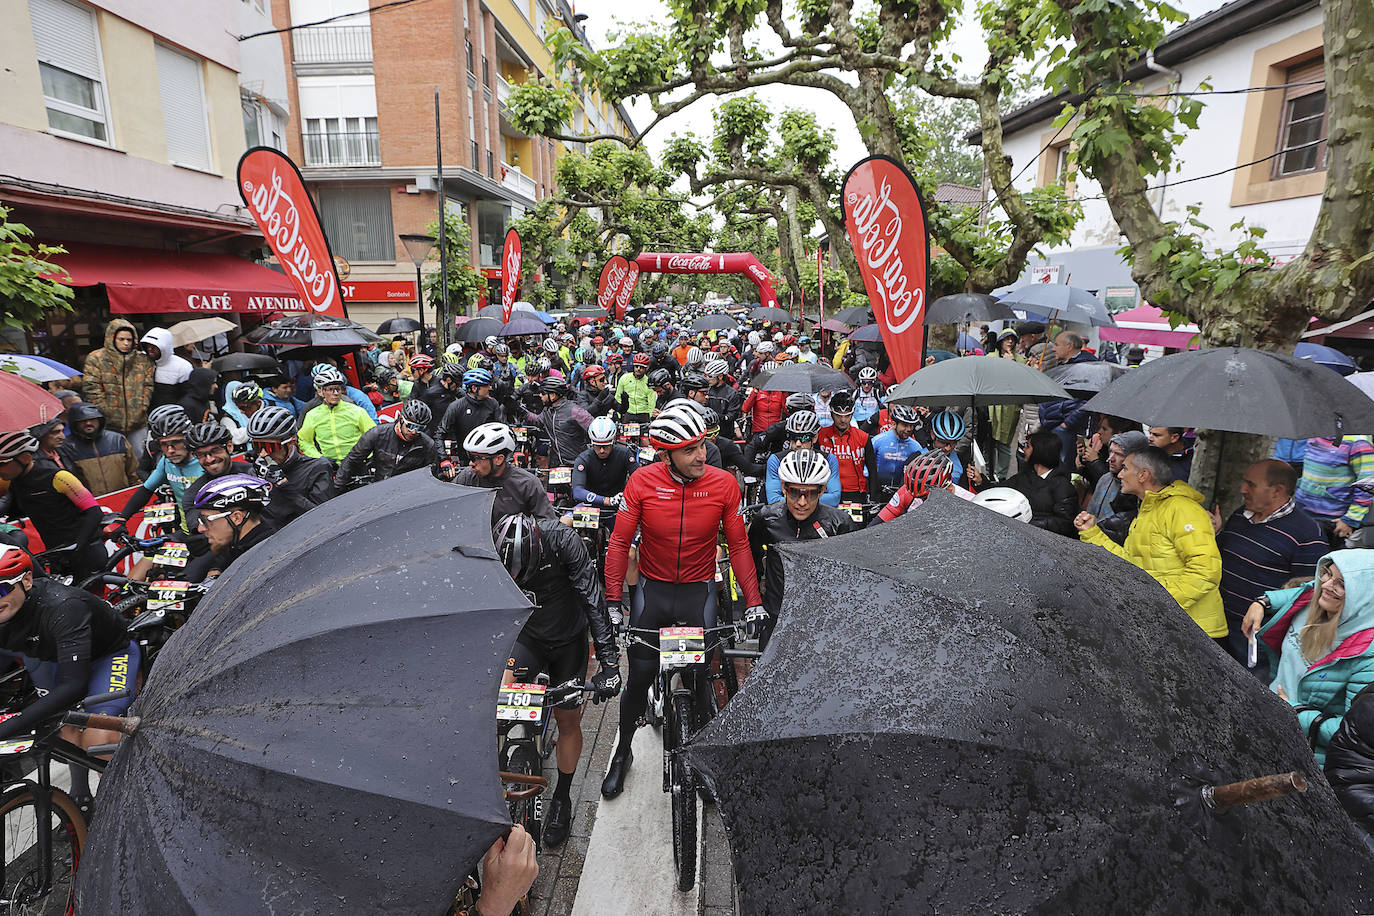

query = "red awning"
[[47, 242, 307, 315]]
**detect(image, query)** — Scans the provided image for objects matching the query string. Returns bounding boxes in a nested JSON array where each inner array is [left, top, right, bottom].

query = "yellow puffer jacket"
[[1081, 480, 1228, 637]]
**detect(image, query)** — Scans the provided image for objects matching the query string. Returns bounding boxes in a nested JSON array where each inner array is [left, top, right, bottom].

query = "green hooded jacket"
[[81, 319, 154, 432]]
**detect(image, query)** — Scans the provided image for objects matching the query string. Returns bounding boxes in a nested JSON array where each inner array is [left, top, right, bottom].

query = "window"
[[482, 56, 490, 88], [316, 186, 394, 261], [242, 96, 261, 148], [466, 40, 474, 74], [155, 44, 212, 170], [303, 116, 380, 166], [1273, 58, 1326, 177], [28, 0, 110, 142]]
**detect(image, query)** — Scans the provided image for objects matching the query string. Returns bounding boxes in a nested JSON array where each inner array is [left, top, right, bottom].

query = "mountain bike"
[[627, 621, 740, 891], [495, 677, 594, 851], [0, 672, 129, 916]]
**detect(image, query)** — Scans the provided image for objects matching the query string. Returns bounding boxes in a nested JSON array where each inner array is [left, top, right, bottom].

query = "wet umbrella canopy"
[[753, 362, 852, 393], [1047, 359, 1128, 395], [210, 352, 281, 374], [453, 316, 504, 343], [886, 355, 1070, 408], [77, 472, 532, 914], [684, 492, 1374, 915], [924, 292, 1016, 325], [243, 314, 384, 348]]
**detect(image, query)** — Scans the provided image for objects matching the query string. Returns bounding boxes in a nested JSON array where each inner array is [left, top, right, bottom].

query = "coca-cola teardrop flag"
[[597, 256, 630, 315], [841, 155, 929, 381], [611, 261, 640, 320], [501, 228, 522, 323], [237, 147, 347, 317]]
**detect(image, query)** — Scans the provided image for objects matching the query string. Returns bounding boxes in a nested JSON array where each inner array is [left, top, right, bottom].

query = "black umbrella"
[[684, 492, 1374, 915], [376, 316, 423, 334], [209, 352, 280, 373], [625, 306, 654, 320], [1047, 359, 1128, 395], [243, 314, 384, 348], [886, 355, 1070, 407], [1000, 283, 1116, 327], [454, 316, 504, 343], [691, 313, 739, 332], [497, 316, 549, 337], [847, 323, 883, 342], [923, 292, 1016, 325], [76, 473, 532, 914], [1082, 347, 1374, 438], [753, 362, 852, 393], [832, 305, 873, 325], [750, 306, 792, 322]]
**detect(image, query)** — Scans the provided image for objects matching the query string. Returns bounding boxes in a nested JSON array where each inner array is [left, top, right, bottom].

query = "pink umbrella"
[[0, 373, 64, 431]]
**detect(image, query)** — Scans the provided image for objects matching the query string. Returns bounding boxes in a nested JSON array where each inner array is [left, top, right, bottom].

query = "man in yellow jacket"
[[299, 369, 375, 464], [1075, 446, 1228, 643]]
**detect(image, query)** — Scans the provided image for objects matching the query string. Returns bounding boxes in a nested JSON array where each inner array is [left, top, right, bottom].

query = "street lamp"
[[399, 233, 436, 335]]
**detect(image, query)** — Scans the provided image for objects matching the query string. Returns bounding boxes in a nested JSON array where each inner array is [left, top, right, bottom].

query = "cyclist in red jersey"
[[600, 405, 764, 798]]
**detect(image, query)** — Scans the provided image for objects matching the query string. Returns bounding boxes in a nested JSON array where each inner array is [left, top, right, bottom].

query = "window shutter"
[[29, 0, 100, 79], [1284, 57, 1325, 102], [156, 44, 211, 170]]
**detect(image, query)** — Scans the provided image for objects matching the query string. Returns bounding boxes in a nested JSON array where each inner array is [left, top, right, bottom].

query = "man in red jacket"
[[817, 391, 878, 503], [601, 404, 763, 798], [741, 386, 785, 438]]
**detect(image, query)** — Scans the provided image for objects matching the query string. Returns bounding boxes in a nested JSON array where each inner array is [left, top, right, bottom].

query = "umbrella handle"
[[67, 712, 140, 736], [1203, 771, 1307, 811]]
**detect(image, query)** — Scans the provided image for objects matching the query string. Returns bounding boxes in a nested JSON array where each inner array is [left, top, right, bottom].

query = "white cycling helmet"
[[313, 366, 347, 390], [485, 335, 499, 349], [445, 342, 464, 355], [704, 358, 729, 378], [756, 341, 776, 355], [858, 366, 878, 382], [972, 487, 1033, 522], [648, 405, 707, 450], [542, 338, 559, 353], [685, 346, 703, 365], [463, 422, 517, 456], [588, 416, 618, 446], [777, 448, 831, 487]]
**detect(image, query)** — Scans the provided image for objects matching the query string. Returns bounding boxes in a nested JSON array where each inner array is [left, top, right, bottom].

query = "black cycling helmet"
[[652, 342, 669, 358], [647, 368, 673, 388], [186, 422, 232, 451], [246, 406, 298, 442], [438, 363, 466, 382], [888, 403, 919, 425], [374, 365, 397, 385], [541, 376, 571, 398], [150, 406, 192, 440], [829, 390, 855, 414], [785, 392, 814, 414], [495, 514, 542, 587], [679, 372, 709, 392], [399, 399, 432, 427]]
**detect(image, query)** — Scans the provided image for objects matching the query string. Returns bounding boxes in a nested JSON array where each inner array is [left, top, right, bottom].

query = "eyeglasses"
[[0, 577, 25, 599], [783, 486, 822, 500], [1320, 569, 1346, 592], [159, 438, 187, 451], [193, 446, 228, 461]]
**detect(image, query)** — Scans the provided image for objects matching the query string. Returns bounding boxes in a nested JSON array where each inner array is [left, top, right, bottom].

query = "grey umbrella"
[[753, 363, 852, 393], [1047, 360, 1128, 395], [999, 284, 1116, 327], [210, 352, 280, 373], [453, 316, 504, 343], [497, 316, 549, 337], [243, 315, 384, 348], [691, 313, 739, 332], [683, 492, 1374, 915], [1082, 347, 1374, 438], [924, 293, 1016, 325], [376, 316, 422, 334], [886, 355, 1071, 407], [76, 473, 531, 914], [847, 323, 883, 342], [832, 305, 873, 325], [750, 306, 792, 322]]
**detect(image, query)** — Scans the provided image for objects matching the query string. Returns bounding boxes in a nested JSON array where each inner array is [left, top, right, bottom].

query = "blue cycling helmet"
[[930, 409, 966, 442], [463, 368, 494, 388]]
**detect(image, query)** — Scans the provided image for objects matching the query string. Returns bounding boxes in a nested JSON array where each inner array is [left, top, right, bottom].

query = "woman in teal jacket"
[[1243, 549, 1374, 766]]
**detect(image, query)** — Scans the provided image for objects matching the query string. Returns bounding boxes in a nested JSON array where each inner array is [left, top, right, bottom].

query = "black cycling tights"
[[616, 577, 717, 756]]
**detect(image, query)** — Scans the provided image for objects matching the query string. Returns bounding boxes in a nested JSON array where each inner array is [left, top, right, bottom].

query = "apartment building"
[[0, 0, 297, 365], [269, 0, 635, 329]]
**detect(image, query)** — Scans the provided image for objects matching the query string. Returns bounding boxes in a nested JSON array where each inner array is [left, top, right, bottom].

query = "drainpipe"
[[1145, 50, 1184, 217]]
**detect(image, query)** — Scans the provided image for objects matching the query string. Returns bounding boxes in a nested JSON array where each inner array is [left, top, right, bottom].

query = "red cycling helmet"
[[904, 452, 954, 500], [409, 354, 435, 371], [632, 352, 651, 366], [582, 365, 606, 381], [0, 546, 33, 582]]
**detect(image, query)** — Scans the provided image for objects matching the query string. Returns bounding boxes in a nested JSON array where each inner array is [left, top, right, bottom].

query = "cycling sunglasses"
[[783, 486, 822, 500], [0, 576, 26, 599]]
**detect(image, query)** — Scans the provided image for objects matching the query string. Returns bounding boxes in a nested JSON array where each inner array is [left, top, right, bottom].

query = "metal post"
[[414, 263, 425, 338], [436, 86, 450, 352]]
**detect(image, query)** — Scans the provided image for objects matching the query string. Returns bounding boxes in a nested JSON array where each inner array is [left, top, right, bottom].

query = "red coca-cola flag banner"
[[501, 228, 522, 324], [237, 147, 347, 318], [597, 256, 630, 314], [612, 261, 640, 320], [841, 155, 929, 381]]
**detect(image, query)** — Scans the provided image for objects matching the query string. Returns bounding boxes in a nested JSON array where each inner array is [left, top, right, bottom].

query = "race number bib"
[[639, 446, 657, 462], [840, 502, 866, 524], [148, 580, 190, 611], [151, 544, 190, 568], [497, 682, 546, 722], [659, 626, 706, 668], [548, 466, 572, 485], [143, 503, 177, 525], [572, 507, 600, 529], [622, 422, 640, 439], [513, 426, 529, 442]]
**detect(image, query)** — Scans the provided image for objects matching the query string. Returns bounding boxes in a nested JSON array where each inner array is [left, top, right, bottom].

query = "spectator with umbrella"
[[1210, 460, 1326, 676], [1146, 425, 1194, 481], [987, 328, 1025, 479], [1038, 331, 1098, 460], [1243, 551, 1374, 768], [1076, 446, 1228, 644], [1296, 433, 1374, 549], [82, 319, 154, 457]]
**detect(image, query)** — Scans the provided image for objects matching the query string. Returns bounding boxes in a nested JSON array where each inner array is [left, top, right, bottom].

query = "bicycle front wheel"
[[503, 744, 543, 849], [669, 694, 698, 892], [0, 784, 87, 916]]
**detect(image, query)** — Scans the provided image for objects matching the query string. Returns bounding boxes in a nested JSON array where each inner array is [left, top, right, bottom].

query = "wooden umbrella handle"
[[1205, 772, 1308, 811]]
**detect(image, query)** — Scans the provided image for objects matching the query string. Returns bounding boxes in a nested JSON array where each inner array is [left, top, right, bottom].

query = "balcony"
[[292, 25, 372, 64], [303, 130, 381, 167], [497, 76, 512, 106], [501, 162, 537, 200]]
